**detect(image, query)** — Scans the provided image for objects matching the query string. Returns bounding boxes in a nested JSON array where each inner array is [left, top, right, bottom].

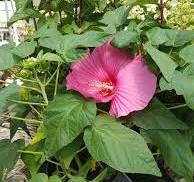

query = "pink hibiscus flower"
[[66, 42, 157, 117]]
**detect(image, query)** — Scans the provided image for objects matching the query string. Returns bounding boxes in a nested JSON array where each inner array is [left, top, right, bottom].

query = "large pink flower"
[[66, 42, 157, 117]]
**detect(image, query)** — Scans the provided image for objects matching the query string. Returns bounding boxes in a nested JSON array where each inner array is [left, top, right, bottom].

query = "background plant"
[[0, 0, 194, 181]]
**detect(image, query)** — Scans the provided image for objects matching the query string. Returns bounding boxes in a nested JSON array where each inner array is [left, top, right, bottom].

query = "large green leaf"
[[49, 176, 62, 182], [179, 44, 194, 64], [0, 44, 20, 70], [132, 99, 188, 130], [84, 115, 161, 176], [12, 41, 36, 58], [0, 139, 24, 181], [144, 42, 177, 81], [100, 6, 130, 27], [44, 93, 96, 157], [112, 31, 139, 48], [0, 84, 19, 113], [146, 27, 194, 47], [143, 130, 194, 182]]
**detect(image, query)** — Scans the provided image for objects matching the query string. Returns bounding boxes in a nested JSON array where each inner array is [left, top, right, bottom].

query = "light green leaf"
[[112, 31, 139, 48], [42, 53, 63, 62], [12, 41, 36, 58], [144, 42, 177, 81], [0, 139, 24, 181], [68, 177, 87, 182], [62, 49, 87, 63], [0, 44, 20, 70], [44, 93, 96, 157], [84, 115, 161, 176], [8, 8, 40, 25], [179, 44, 194, 63], [146, 27, 194, 47], [100, 6, 130, 27], [143, 130, 194, 182], [0, 84, 19, 113], [49, 175, 62, 182], [132, 98, 188, 129], [57, 137, 82, 170], [29, 173, 48, 182]]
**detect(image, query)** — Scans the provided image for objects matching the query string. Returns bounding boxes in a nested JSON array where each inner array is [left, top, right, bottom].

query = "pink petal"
[[109, 55, 157, 117], [66, 42, 131, 102]]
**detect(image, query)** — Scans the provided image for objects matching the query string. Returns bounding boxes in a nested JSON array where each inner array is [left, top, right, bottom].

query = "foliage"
[[0, 0, 194, 182]]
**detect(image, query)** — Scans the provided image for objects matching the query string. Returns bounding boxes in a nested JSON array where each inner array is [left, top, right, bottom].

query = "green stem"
[[8, 99, 47, 106], [54, 63, 61, 96], [45, 65, 60, 86], [29, 104, 42, 118], [18, 150, 43, 155], [0, 114, 43, 124], [46, 159, 61, 166], [168, 104, 187, 110], [97, 109, 108, 114]]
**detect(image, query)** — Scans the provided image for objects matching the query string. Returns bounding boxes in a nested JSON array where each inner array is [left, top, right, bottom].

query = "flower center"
[[90, 80, 114, 96]]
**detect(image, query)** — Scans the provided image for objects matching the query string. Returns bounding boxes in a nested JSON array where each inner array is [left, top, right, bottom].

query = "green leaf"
[[21, 141, 44, 176], [143, 130, 194, 182], [112, 31, 139, 48], [12, 41, 36, 58], [44, 93, 96, 157], [15, 0, 30, 10], [0, 139, 24, 181], [132, 98, 188, 130], [68, 177, 87, 182], [57, 137, 82, 170], [62, 49, 87, 63], [29, 173, 48, 182], [0, 84, 19, 113], [8, 8, 40, 25], [42, 53, 63, 62], [100, 6, 130, 27], [84, 114, 161, 176], [0, 44, 20, 70], [179, 44, 194, 63], [144, 42, 177, 81], [146, 27, 194, 47], [49, 176, 62, 182]]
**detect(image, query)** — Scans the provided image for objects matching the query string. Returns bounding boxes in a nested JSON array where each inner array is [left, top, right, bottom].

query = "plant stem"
[[29, 104, 42, 118], [168, 104, 187, 110], [0, 114, 43, 124], [54, 63, 61, 96], [18, 150, 43, 155], [46, 159, 61, 166], [8, 99, 47, 106], [97, 109, 108, 114], [160, 0, 164, 25]]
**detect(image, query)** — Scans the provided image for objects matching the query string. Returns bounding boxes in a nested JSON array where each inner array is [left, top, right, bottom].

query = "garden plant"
[[0, 0, 194, 181]]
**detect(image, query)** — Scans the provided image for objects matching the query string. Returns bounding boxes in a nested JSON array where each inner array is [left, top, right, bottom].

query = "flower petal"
[[110, 55, 157, 117]]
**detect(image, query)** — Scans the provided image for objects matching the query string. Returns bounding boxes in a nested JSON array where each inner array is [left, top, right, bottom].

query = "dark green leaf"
[[0, 84, 19, 113], [112, 31, 139, 48], [84, 115, 161, 176], [143, 130, 194, 182], [144, 42, 177, 81], [0, 139, 24, 181], [100, 6, 130, 27], [44, 93, 96, 157], [132, 98, 188, 130], [57, 137, 82, 170]]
